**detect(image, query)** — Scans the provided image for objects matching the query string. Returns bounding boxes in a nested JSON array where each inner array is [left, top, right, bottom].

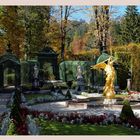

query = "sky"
[[69, 6, 140, 22]]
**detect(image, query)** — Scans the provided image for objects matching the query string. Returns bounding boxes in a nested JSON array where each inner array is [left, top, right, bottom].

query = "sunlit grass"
[[25, 94, 52, 101], [38, 119, 140, 135], [115, 94, 128, 99]]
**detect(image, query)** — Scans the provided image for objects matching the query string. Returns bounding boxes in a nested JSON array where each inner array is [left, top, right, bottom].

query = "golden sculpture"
[[91, 56, 116, 99]]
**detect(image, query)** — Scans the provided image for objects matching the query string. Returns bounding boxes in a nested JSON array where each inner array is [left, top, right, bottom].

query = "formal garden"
[[0, 6, 140, 135]]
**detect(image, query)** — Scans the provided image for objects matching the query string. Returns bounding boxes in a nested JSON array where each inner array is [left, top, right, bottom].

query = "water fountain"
[[29, 56, 140, 116]]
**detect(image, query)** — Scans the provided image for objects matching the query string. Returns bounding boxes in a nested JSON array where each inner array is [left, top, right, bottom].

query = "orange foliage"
[[0, 39, 6, 55], [71, 36, 86, 54], [64, 48, 100, 61]]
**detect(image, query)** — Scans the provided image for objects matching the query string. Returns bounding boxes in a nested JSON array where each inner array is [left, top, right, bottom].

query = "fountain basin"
[[67, 101, 87, 109], [103, 98, 117, 105]]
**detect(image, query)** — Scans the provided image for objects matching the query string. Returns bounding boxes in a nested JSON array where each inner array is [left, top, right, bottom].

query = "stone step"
[[0, 99, 9, 101], [0, 104, 6, 107], [0, 96, 11, 99], [0, 93, 12, 97]]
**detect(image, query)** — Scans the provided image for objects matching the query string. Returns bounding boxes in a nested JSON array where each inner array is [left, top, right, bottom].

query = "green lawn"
[[115, 94, 128, 99], [37, 119, 140, 135], [25, 94, 52, 101]]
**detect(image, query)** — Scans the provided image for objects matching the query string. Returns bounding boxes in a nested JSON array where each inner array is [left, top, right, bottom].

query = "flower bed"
[[5, 105, 139, 135], [128, 91, 140, 100], [129, 91, 140, 94], [31, 106, 140, 133], [28, 109, 116, 125], [27, 109, 140, 131]]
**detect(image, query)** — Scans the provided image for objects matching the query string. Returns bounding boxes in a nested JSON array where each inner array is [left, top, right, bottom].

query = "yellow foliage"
[[110, 43, 140, 91], [0, 6, 25, 58], [44, 20, 61, 55], [110, 43, 140, 53], [77, 49, 100, 56], [64, 48, 100, 61]]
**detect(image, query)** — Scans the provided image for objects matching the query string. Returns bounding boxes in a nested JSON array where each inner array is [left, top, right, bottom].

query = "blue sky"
[[69, 6, 140, 22]]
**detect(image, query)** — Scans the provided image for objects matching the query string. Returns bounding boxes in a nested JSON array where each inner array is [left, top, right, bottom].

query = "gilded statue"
[[91, 56, 116, 99]]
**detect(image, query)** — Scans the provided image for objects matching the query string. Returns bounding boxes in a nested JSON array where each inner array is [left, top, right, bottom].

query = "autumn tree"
[[0, 6, 25, 58], [71, 32, 85, 54], [0, 6, 5, 54], [51, 6, 84, 61], [59, 6, 72, 60], [44, 17, 61, 55], [93, 6, 110, 52]]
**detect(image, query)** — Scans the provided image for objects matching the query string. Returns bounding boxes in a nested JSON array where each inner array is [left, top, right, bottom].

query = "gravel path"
[[26, 93, 140, 117], [28, 101, 121, 116]]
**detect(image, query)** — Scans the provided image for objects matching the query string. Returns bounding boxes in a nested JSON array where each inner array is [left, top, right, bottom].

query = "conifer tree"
[[121, 6, 140, 44]]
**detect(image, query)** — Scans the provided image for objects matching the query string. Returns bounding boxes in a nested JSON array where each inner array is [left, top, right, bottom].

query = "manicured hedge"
[[59, 61, 94, 84]]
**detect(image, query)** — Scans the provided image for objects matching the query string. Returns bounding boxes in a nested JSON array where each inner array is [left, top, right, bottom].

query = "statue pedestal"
[[103, 98, 116, 105], [32, 78, 40, 90], [77, 78, 85, 91], [103, 98, 117, 109]]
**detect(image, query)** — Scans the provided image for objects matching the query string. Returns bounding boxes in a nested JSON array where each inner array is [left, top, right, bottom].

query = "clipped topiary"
[[6, 120, 17, 135], [57, 87, 63, 95], [65, 90, 72, 99], [10, 89, 22, 125], [120, 99, 135, 121]]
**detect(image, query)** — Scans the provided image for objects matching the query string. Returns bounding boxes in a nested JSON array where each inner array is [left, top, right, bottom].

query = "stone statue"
[[34, 64, 39, 79], [24, 53, 27, 61], [77, 65, 83, 79], [32, 64, 40, 89], [76, 65, 85, 91], [91, 56, 116, 99]]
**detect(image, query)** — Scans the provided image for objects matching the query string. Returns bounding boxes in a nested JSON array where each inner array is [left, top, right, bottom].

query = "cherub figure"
[[91, 56, 116, 99]]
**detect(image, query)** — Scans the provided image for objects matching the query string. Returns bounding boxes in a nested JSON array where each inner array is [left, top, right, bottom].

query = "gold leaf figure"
[[91, 56, 116, 99]]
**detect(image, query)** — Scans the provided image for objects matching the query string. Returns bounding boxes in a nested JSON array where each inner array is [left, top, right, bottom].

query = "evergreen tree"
[[6, 120, 17, 135], [110, 20, 124, 45], [121, 6, 140, 44], [120, 99, 135, 121], [23, 6, 51, 58]]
